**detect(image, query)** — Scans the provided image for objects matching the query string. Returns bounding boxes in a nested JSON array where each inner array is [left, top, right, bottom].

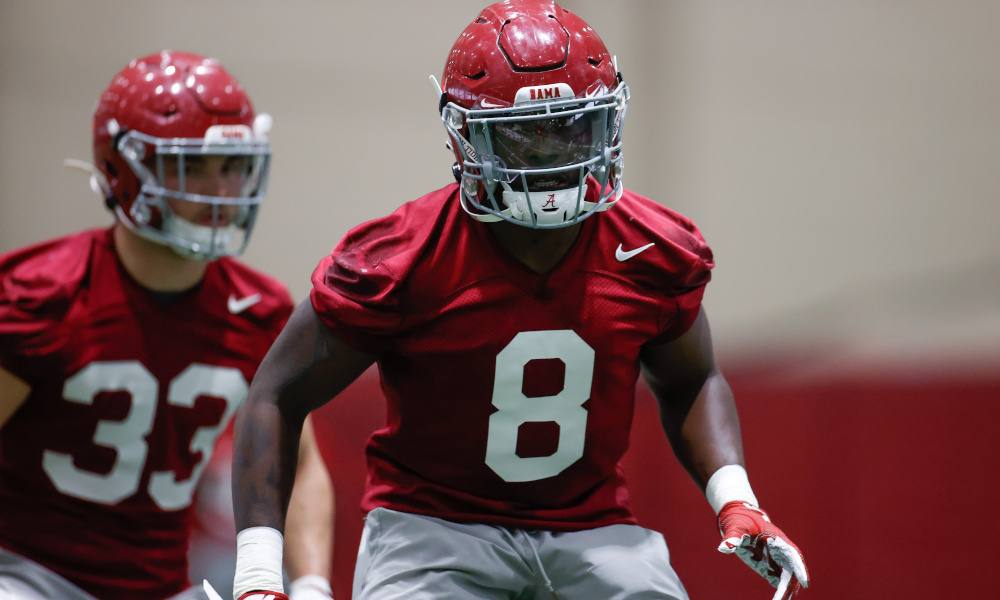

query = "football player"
[[0, 51, 329, 600], [231, 2, 808, 599]]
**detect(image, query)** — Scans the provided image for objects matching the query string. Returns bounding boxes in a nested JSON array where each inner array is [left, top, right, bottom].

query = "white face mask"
[[113, 123, 271, 260], [444, 81, 629, 229]]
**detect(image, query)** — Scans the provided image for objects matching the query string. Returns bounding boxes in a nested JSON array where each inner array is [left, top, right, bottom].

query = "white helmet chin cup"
[[501, 184, 588, 227], [161, 214, 237, 260]]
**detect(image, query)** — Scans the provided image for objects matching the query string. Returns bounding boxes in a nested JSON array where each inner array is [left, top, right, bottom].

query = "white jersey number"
[[42, 361, 246, 508], [485, 330, 595, 482]]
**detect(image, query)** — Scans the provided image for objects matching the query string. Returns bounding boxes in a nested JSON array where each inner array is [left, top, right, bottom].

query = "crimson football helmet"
[[437, 1, 629, 228], [92, 50, 271, 260]]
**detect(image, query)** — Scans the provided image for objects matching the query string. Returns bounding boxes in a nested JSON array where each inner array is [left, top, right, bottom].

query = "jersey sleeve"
[[641, 202, 715, 344], [651, 255, 712, 343], [0, 235, 91, 382], [310, 198, 438, 355]]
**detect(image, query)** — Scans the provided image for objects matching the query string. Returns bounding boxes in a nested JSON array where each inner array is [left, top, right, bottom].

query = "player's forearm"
[[657, 369, 745, 490], [232, 391, 304, 533]]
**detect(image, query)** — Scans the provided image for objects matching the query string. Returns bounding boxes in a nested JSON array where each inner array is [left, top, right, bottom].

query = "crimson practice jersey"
[[0, 228, 293, 600], [311, 183, 713, 530]]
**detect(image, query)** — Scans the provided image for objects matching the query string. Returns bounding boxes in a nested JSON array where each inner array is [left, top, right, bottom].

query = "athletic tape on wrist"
[[289, 574, 333, 597], [705, 464, 759, 515], [234, 526, 285, 598]]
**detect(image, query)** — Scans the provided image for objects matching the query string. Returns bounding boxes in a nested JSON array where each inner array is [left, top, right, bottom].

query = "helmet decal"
[[515, 83, 576, 104]]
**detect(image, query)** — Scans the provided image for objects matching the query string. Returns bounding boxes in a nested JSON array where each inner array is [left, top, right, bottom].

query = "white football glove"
[[717, 501, 809, 600]]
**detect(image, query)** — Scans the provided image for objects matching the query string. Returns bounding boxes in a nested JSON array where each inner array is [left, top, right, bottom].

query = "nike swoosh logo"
[[227, 293, 262, 314], [615, 242, 655, 262]]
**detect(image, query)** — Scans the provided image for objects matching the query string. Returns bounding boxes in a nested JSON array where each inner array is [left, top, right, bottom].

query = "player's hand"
[[717, 501, 809, 599], [288, 575, 334, 600], [237, 592, 289, 600]]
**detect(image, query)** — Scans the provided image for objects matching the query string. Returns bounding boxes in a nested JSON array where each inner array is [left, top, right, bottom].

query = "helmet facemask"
[[114, 122, 271, 260], [444, 81, 629, 229]]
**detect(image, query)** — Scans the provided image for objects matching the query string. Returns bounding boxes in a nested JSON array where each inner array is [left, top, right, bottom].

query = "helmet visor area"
[[490, 112, 601, 169], [151, 153, 266, 220], [472, 107, 610, 191]]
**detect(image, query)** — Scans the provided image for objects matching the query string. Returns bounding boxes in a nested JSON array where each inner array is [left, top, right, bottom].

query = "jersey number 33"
[[42, 361, 245, 510]]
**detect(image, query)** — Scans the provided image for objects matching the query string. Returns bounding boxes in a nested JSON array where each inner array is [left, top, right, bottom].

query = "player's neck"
[[487, 221, 583, 275], [112, 224, 209, 292]]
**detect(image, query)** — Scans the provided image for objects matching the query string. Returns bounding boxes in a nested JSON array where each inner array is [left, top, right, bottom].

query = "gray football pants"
[[352, 507, 690, 600], [0, 546, 207, 600]]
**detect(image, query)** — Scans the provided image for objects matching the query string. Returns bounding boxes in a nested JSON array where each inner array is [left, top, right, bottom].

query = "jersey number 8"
[[485, 330, 595, 482]]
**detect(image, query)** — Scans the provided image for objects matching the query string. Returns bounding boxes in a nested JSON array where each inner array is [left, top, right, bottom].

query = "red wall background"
[[310, 364, 1000, 599]]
